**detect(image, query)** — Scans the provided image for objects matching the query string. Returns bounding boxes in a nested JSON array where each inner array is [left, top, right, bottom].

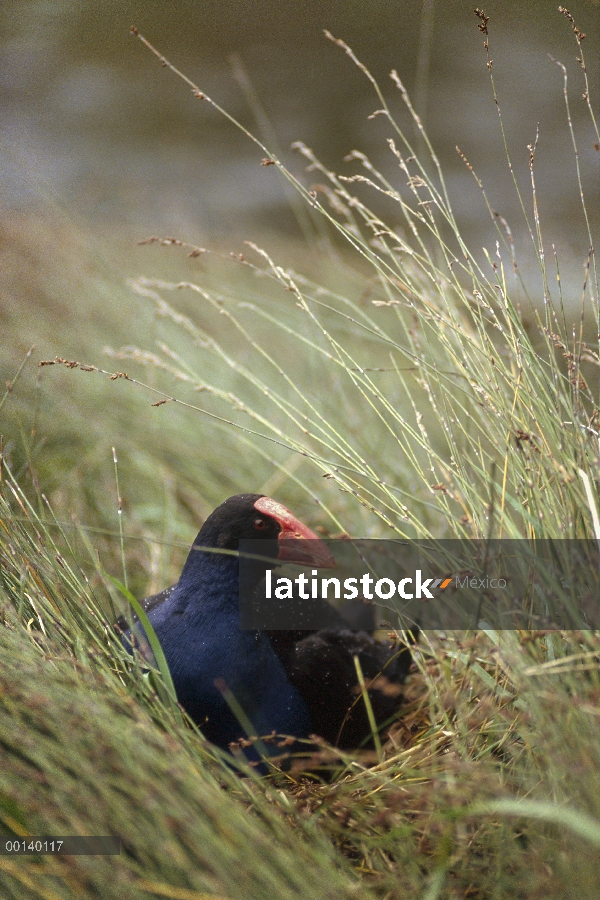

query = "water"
[[1, 0, 598, 304]]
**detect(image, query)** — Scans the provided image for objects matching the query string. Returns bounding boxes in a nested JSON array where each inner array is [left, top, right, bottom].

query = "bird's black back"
[[275, 629, 413, 748]]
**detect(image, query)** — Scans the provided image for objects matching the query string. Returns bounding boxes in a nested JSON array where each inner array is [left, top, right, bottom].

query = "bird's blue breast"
[[142, 558, 312, 750]]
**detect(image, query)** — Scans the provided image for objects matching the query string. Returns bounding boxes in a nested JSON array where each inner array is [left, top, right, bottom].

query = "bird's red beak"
[[254, 497, 336, 568]]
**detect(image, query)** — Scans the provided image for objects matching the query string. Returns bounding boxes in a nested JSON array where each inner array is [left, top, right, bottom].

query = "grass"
[[2, 6, 600, 898]]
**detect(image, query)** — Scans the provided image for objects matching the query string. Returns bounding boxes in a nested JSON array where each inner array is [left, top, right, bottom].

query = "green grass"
[[2, 7, 600, 898]]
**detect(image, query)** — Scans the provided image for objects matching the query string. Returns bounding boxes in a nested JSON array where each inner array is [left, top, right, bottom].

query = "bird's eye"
[[253, 518, 267, 530]]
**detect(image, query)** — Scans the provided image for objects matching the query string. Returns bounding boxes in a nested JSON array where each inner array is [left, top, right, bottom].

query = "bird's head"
[[191, 493, 335, 570]]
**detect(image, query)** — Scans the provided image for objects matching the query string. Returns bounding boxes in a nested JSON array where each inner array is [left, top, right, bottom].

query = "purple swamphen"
[[123, 494, 413, 755]]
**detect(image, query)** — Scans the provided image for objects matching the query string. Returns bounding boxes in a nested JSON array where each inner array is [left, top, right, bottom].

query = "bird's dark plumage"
[[125, 494, 323, 751], [276, 629, 413, 748], [122, 494, 414, 758]]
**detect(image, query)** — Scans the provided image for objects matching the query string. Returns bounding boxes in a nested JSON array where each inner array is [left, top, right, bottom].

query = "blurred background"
[[1, 0, 599, 590], [3, 1, 598, 257]]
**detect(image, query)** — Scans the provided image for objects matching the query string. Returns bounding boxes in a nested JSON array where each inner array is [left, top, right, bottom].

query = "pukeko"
[[122, 494, 414, 756]]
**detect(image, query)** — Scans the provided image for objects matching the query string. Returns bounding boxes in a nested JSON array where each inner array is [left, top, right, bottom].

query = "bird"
[[121, 493, 414, 758], [268, 628, 413, 749]]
